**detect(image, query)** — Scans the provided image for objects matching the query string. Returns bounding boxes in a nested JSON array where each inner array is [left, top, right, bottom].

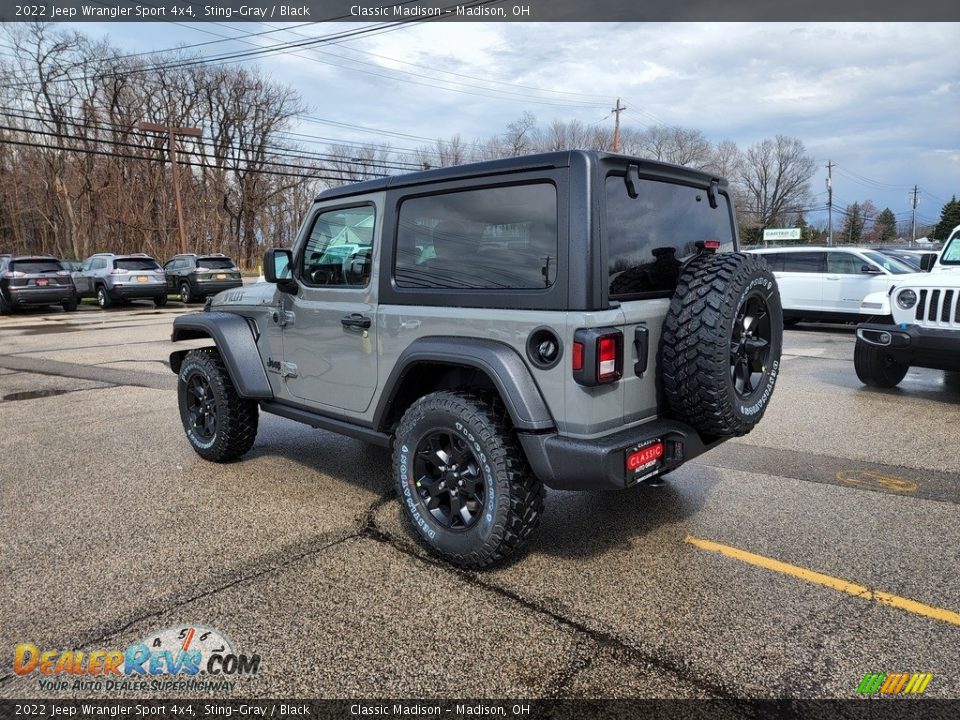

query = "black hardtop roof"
[[315, 150, 724, 202]]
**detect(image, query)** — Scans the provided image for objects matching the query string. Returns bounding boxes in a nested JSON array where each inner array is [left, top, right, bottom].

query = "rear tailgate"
[[601, 167, 737, 430]]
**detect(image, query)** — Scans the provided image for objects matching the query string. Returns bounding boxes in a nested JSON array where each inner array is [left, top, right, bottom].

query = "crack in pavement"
[[0, 530, 361, 690], [1, 488, 757, 700], [0, 488, 402, 690], [543, 640, 594, 700], [358, 512, 741, 700]]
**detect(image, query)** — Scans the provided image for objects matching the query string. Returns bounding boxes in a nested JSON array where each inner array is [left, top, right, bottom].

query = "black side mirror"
[[264, 248, 296, 292], [861, 264, 882, 274], [920, 254, 936, 272]]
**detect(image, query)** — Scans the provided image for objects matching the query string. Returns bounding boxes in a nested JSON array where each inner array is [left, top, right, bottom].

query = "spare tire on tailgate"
[[660, 252, 783, 437]]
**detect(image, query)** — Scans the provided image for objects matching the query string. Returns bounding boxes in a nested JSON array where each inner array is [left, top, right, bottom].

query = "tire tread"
[[660, 252, 781, 437], [179, 348, 258, 462], [394, 390, 545, 569]]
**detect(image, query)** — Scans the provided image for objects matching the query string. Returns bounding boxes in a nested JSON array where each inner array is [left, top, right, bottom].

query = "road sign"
[[763, 228, 802, 241]]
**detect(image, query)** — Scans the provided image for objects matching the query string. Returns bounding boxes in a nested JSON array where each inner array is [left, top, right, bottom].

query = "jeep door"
[[822, 251, 884, 315], [280, 201, 379, 414], [772, 251, 825, 313]]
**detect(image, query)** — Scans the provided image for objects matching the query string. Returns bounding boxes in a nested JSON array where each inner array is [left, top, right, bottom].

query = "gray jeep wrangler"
[[169, 151, 783, 568]]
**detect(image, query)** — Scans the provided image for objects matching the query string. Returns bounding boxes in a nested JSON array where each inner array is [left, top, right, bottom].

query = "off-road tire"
[[180, 282, 194, 304], [661, 252, 783, 437], [154, 294, 168, 308], [96, 285, 113, 309], [854, 338, 908, 388], [62, 294, 79, 312], [177, 348, 258, 462], [393, 390, 545, 569]]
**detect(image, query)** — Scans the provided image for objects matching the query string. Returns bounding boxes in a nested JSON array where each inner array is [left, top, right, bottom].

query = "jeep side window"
[[781, 252, 825, 272], [762, 254, 785, 272], [300, 205, 375, 288], [827, 252, 861, 275], [394, 183, 558, 290]]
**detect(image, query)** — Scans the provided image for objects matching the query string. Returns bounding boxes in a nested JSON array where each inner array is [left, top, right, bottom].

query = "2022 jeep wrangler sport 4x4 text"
[[169, 151, 783, 568]]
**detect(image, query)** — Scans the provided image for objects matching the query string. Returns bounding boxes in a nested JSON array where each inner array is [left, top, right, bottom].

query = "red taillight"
[[703, 239, 721, 250], [572, 328, 623, 386], [626, 442, 664, 472], [598, 336, 618, 380]]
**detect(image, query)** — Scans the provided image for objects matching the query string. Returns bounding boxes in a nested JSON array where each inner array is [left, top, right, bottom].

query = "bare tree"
[[737, 135, 816, 232]]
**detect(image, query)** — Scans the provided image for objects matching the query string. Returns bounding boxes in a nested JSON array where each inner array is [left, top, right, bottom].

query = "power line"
[[832, 164, 912, 191], [0, 123, 401, 181], [0, 105, 423, 172], [0, 85, 452, 163]]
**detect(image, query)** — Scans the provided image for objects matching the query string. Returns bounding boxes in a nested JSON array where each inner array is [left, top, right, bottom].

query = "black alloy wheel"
[[413, 430, 485, 531], [185, 373, 217, 442], [730, 293, 773, 399]]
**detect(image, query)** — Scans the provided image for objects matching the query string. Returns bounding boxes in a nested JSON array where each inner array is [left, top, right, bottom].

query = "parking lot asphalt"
[[1, 300, 958, 700]]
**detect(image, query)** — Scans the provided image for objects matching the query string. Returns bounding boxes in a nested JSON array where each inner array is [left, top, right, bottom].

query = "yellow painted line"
[[685, 535, 960, 627]]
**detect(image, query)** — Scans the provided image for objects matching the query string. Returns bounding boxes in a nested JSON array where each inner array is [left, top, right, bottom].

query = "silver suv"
[[72, 253, 168, 308], [169, 151, 784, 568]]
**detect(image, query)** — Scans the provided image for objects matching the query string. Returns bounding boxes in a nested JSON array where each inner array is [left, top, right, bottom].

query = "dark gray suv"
[[0, 255, 78, 313], [170, 151, 784, 568], [163, 253, 243, 304]]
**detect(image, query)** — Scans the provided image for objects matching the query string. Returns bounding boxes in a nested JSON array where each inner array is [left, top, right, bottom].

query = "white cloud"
[[75, 20, 960, 216]]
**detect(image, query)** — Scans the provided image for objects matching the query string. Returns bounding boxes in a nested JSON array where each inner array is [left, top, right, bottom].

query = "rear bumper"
[[8, 286, 75, 306], [857, 322, 960, 371], [518, 419, 724, 491], [191, 279, 243, 296], [107, 283, 166, 300]]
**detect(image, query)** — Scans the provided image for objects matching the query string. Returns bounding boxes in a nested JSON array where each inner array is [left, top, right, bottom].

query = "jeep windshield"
[[606, 175, 735, 300], [861, 250, 914, 274], [941, 234, 960, 265]]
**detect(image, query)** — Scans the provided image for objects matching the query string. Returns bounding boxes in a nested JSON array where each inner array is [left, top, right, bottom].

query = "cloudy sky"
[[71, 21, 958, 230]]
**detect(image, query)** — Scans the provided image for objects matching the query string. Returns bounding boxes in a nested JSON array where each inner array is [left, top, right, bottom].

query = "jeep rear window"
[[197, 257, 235, 269], [9, 259, 63, 273], [395, 183, 558, 290], [114, 258, 160, 271], [606, 176, 734, 299]]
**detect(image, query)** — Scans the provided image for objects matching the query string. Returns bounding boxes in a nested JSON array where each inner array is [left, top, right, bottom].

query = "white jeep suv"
[[854, 225, 960, 387]]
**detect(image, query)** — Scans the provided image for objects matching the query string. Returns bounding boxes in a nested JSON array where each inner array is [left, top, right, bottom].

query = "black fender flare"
[[374, 336, 554, 432], [169, 312, 273, 399]]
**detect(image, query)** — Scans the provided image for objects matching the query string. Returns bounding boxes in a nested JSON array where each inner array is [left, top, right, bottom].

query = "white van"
[[748, 246, 917, 324]]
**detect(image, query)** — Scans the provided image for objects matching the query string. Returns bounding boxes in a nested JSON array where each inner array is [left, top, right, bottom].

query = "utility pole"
[[138, 121, 202, 254], [611, 98, 626, 153], [910, 184, 919, 243], [826, 160, 833, 246]]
